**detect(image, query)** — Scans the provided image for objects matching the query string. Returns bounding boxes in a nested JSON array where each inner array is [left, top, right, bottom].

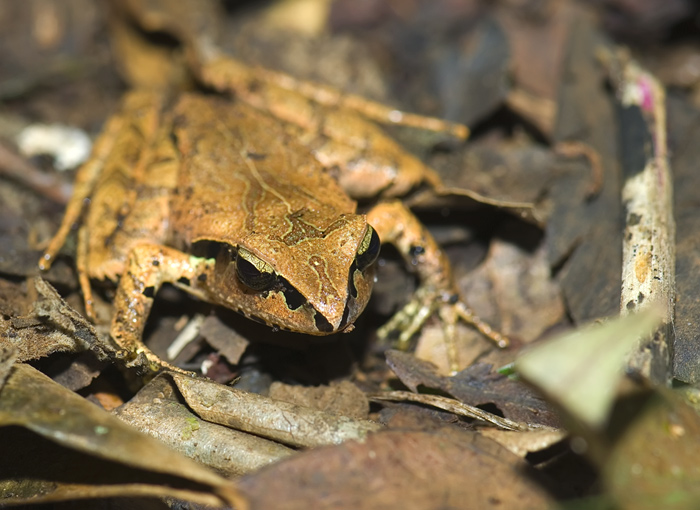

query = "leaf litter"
[[0, 0, 698, 508]]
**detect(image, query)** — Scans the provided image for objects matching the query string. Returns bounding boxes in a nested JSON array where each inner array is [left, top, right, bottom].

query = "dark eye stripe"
[[314, 312, 334, 333], [279, 276, 306, 310], [347, 261, 358, 299], [356, 226, 380, 271]]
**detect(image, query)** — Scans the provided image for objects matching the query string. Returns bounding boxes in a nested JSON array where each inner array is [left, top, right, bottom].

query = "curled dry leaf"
[[370, 390, 533, 431], [0, 364, 246, 508], [0, 278, 115, 363], [172, 373, 382, 448], [115, 375, 294, 478], [239, 428, 555, 510]]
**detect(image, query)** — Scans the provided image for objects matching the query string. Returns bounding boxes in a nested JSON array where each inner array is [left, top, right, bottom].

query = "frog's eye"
[[236, 247, 277, 291], [355, 225, 380, 271]]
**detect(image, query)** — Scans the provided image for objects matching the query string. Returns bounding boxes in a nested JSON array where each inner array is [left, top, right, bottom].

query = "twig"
[[599, 48, 675, 385], [369, 391, 545, 431]]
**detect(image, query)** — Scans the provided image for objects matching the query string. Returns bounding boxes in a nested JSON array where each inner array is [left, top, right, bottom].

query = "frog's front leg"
[[112, 243, 211, 375], [367, 201, 509, 372]]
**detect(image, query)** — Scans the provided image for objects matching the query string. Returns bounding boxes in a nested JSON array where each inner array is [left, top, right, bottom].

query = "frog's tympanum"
[[39, 4, 507, 375]]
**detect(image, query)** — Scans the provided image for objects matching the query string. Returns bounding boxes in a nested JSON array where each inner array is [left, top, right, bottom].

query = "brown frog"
[[39, 5, 507, 375]]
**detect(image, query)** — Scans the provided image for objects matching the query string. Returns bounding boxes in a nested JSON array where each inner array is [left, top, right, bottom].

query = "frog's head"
[[210, 213, 379, 335]]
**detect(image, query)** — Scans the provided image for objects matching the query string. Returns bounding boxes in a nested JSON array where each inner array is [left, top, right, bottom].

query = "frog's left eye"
[[356, 225, 380, 271], [236, 247, 277, 291]]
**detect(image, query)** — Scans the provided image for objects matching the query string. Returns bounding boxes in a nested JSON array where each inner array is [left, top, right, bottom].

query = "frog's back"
[[169, 94, 356, 248]]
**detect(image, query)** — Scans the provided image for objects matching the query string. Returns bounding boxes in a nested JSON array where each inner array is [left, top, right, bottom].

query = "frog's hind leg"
[[196, 54, 468, 140], [76, 226, 96, 320], [194, 55, 460, 198], [39, 112, 130, 271]]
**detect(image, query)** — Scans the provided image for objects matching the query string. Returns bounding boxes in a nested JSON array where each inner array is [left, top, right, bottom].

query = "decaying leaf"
[[0, 344, 15, 390], [0, 364, 246, 508], [269, 380, 370, 420], [172, 373, 382, 448], [0, 278, 115, 363], [239, 428, 555, 510], [199, 314, 250, 366], [386, 350, 559, 427], [370, 390, 533, 431], [114, 374, 294, 477], [480, 428, 568, 458]]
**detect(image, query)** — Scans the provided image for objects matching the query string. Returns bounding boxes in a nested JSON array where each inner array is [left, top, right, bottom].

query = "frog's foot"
[[116, 345, 196, 378], [378, 286, 509, 373], [111, 243, 207, 377]]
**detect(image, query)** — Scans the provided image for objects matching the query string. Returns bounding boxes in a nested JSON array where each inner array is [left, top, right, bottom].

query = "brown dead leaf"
[[239, 427, 555, 510], [49, 351, 105, 392], [480, 429, 568, 458], [200, 314, 250, 366], [386, 350, 559, 428], [115, 375, 294, 477], [414, 230, 565, 374], [269, 380, 370, 420], [0, 278, 118, 364], [430, 143, 556, 215], [666, 95, 700, 383], [0, 364, 246, 508], [172, 373, 382, 448], [547, 10, 623, 325], [496, 1, 572, 136]]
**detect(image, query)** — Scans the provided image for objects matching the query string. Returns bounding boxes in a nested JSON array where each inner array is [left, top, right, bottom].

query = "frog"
[[39, 4, 508, 375]]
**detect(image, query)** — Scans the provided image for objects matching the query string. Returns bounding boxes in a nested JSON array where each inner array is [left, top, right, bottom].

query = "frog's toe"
[[378, 287, 509, 372], [451, 300, 510, 349]]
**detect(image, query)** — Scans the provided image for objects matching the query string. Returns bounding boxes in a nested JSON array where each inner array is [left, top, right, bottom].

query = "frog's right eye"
[[355, 225, 380, 271], [236, 247, 277, 291]]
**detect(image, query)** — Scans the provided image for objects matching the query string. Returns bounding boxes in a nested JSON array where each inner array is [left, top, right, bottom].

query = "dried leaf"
[[200, 314, 250, 366], [239, 428, 555, 510], [0, 278, 114, 363], [665, 96, 700, 384], [386, 350, 559, 427], [480, 428, 568, 458], [0, 364, 246, 508], [548, 11, 623, 325], [269, 380, 369, 420], [172, 373, 382, 448], [370, 391, 532, 431], [115, 375, 294, 477]]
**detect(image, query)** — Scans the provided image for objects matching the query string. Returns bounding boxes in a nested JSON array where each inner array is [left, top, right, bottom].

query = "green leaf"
[[516, 310, 662, 429]]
